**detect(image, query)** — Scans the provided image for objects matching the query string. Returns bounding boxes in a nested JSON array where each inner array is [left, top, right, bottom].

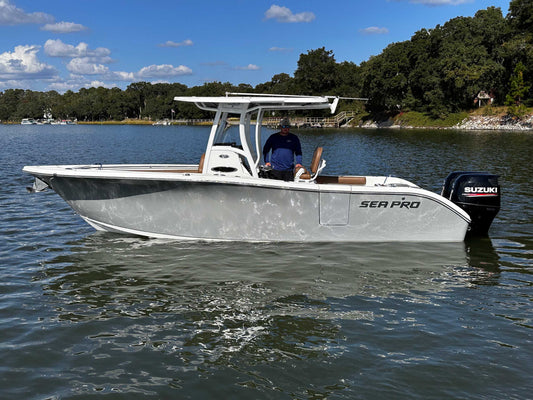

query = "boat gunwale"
[[24, 165, 471, 223]]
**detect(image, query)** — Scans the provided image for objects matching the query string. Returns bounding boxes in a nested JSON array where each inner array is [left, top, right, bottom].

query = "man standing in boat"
[[263, 117, 303, 181]]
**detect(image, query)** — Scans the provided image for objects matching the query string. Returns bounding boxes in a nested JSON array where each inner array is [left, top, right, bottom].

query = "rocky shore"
[[454, 115, 533, 130], [359, 114, 533, 130]]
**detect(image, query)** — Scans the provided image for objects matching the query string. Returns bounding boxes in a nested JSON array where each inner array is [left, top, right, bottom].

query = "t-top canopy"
[[173, 93, 339, 114]]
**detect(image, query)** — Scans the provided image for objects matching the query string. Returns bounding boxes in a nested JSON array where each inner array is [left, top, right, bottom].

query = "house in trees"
[[474, 91, 495, 107]]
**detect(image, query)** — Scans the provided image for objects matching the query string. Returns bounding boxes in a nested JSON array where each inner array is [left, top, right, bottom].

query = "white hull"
[[23, 164, 470, 242]]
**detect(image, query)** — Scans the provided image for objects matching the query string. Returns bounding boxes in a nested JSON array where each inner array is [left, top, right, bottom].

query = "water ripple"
[[1, 125, 532, 399]]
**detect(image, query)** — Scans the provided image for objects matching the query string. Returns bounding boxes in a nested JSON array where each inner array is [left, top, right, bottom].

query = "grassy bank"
[[393, 111, 469, 128], [351, 110, 469, 129], [78, 119, 154, 125], [354, 106, 533, 129], [79, 119, 214, 126]]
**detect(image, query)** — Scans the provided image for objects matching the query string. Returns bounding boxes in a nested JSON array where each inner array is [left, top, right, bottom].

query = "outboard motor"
[[442, 172, 500, 235]]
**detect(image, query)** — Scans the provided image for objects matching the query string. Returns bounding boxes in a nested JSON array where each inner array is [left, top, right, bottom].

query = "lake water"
[[1, 124, 531, 399]]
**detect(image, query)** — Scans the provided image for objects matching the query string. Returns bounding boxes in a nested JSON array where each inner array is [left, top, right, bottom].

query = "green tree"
[[60, 90, 78, 120], [14, 90, 45, 119], [361, 41, 410, 112], [335, 61, 362, 98], [506, 62, 530, 118], [255, 73, 295, 94], [508, 0, 533, 32], [504, 0, 533, 107], [126, 82, 153, 119], [359, 7, 508, 117], [294, 47, 337, 95], [0, 89, 24, 120], [42, 90, 62, 119], [106, 87, 128, 120]]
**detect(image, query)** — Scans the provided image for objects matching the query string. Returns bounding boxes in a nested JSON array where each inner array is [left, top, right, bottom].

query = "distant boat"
[[21, 118, 77, 125], [53, 119, 77, 125], [153, 119, 171, 126]]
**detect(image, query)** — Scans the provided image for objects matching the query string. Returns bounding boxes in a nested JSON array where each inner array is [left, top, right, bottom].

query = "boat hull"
[[39, 174, 469, 242]]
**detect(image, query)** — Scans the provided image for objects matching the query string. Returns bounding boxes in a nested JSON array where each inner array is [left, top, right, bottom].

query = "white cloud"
[[269, 47, 293, 53], [0, 0, 54, 25], [41, 21, 87, 33], [158, 39, 193, 48], [47, 80, 84, 92], [86, 80, 117, 89], [0, 45, 56, 80], [44, 39, 111, 59], [149, 79, 171, 85], [1, 39, 192, 90], [265, 5, 315, 23], [107, 71, 135, 81], [236, 64, 260, 71], [66, 58, 109, 75], [0, 78, 33, 89], [49, 59, 190, 88], [0, 1, 87, 36], [359, 27, 390, 35], [136, 64, 192, 78]]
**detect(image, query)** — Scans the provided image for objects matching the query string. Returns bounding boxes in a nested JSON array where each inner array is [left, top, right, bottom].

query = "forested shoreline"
[[1, 0, 531, 124]]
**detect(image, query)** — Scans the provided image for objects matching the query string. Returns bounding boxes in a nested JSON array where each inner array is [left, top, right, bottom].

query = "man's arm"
[[262, 137, 273, 165], [294, 136, 303, 167]]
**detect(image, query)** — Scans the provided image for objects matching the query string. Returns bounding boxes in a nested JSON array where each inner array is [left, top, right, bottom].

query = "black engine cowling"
[[442, 171, 500, 235]]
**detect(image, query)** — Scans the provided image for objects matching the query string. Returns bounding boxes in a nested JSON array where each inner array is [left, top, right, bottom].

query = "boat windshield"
[[213, 124, 241, 148]]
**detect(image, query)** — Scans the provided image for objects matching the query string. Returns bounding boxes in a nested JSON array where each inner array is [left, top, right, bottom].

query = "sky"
[[0, 0, 512, 93]]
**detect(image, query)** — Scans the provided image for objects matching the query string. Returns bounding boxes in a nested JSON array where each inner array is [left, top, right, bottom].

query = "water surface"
[[0, 125, 531, 399]]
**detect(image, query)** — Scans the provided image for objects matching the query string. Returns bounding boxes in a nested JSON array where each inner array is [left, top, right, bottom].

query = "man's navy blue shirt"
[[263, 132, 303, 171]]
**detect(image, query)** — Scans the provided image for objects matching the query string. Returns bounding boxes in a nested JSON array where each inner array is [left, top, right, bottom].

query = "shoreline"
[[3, 114, 533, 131], [357, 114, 533, 131]]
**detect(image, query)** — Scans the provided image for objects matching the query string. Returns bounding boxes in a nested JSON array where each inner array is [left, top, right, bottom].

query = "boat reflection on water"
[[40, 235, 501, 317], [36, 236, 502, 386], [465, 237, 501, 272]]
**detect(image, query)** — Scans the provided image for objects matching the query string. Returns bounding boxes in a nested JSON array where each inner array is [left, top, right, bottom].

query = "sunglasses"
[[281, 125, 290, 128]]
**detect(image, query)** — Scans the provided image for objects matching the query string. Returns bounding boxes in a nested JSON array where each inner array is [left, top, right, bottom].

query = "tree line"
[[1, 0, 531, 122]]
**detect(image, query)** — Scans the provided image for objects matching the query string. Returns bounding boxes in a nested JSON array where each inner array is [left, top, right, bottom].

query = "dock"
[[262, 111, 357, 128]]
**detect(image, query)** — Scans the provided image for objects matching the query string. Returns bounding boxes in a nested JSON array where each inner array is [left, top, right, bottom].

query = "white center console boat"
[[23, 94, 500, 242]]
